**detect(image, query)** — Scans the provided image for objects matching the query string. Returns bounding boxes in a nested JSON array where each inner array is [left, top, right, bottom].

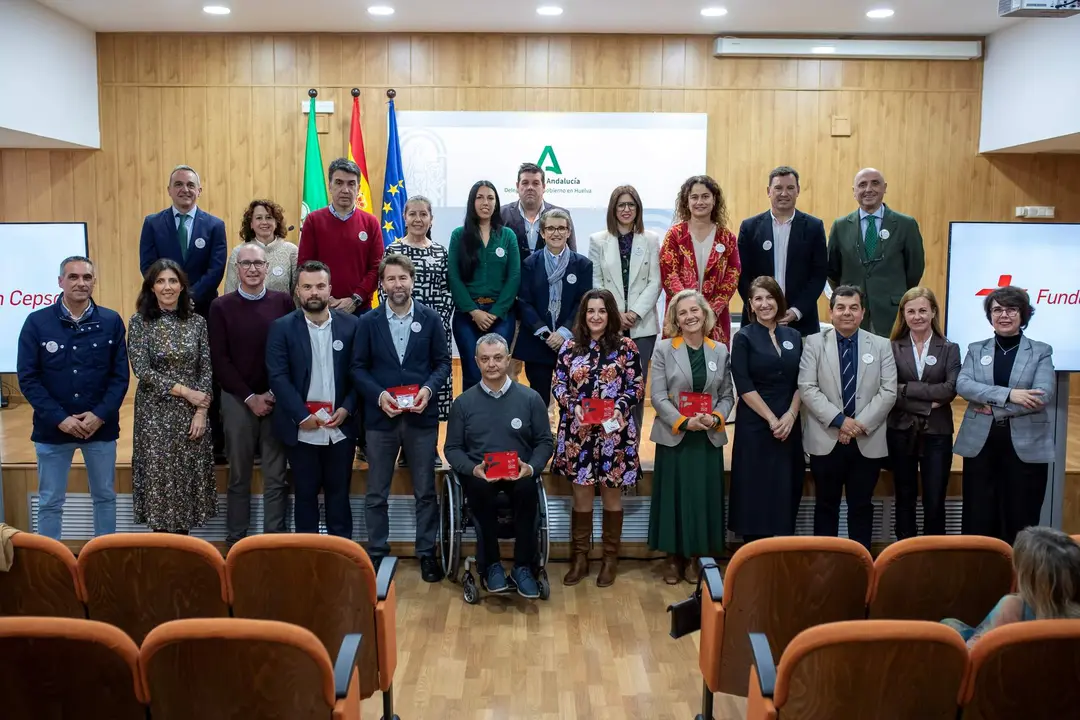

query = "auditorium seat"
[[0, 532, 84, 618], [76, 533, 230, 643], [746, 620, 969, 720], [140, 617, 363, 720], [869, 535, 1014, 627], [226, 534, 400, 719], [962, 620, 1080, 720], [695, 537, 874, 716], [0, 616, 146, 720]]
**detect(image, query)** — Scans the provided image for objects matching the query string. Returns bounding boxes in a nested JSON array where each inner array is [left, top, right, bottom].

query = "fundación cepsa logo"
[[976, 273, 1080, 305]]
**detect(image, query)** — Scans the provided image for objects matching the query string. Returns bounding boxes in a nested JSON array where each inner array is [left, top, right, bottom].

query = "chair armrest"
[[699, 556, 724, 602], [333, 633, 363, 699], [376, 556, 399, 600], [748, 632, 776, 698]]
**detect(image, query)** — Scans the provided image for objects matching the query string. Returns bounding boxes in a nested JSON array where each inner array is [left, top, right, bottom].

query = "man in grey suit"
[[953, 285, 1056, 544], [798, 285, 897, 550], [827, 168, 925, 336]]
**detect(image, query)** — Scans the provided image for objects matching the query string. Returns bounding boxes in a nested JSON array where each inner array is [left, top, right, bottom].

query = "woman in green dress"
[[648, 289, 735, 584]]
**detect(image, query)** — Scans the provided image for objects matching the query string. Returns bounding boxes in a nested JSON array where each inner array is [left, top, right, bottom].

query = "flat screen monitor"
[[0, 222, 90, 373], [947, 222, 1080, 372]]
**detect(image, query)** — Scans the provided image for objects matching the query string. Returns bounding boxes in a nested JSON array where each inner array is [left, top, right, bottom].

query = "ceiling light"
[[367, 5, 395, 15], [866, 8, 895, 19], [700, 7, 728, 17], [202, 5, 230, 14], [811, 46, 837, 54], [536, 5, 563, 16]]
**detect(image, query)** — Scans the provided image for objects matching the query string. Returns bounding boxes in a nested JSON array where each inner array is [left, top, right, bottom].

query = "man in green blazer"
[[827, 168, 925, 336]]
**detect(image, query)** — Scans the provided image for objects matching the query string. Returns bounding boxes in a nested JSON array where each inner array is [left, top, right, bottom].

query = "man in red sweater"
[[297, 157, 384, 315], [298, 157, 383, 460]]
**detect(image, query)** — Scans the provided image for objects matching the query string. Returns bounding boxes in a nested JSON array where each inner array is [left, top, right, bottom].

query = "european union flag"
[[380, 97, 407, 247]]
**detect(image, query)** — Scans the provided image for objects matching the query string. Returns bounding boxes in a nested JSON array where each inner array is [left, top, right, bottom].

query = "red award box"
[[484, 451, 519, 480], [305, 401, 333, 416], [388, 384, 420, 409], [678, 391, 712, 416], [581, 398, 615, 424]]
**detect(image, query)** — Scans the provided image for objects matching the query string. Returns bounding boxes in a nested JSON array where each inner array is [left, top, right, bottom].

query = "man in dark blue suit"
[[267, 260, 360, 538], [512, 209, 593, 405], [353, 254, 451, 580], [138, 165, 228, 317], [736, 166, 828, 337]]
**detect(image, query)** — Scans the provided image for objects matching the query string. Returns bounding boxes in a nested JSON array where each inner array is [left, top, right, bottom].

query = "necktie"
[[864, 215, 879, 259], [177, 214, 189, 261], [841, 339, 856, 416]]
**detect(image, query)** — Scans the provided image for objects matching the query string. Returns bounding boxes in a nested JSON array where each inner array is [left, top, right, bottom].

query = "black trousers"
[[887, 429, 952, 538], [962, 422, 1048, 546], [809, 441, 881, 551], [287, 438, 356, 538], [524, 362, 555, 407], [459, 472, 539, 568]]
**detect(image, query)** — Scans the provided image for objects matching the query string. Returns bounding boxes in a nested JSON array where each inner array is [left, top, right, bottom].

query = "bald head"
[[853, 167, 887, 213]]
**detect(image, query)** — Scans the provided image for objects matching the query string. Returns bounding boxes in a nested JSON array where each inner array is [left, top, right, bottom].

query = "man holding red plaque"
[[266, 261, 360, 538], [353, 254, 451, 580], [444, 333, 553, 598]]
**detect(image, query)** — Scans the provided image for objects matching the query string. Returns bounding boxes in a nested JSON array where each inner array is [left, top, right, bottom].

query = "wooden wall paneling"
[[202, 86, 231, 232], [48, 152, 74, 223], [364, 35, 389, 87], [1, 150, 29, 221], [111, 35, 138, 84], [250, 87, 276, 205], [228, 85, 255, 237], [25, 151, 54, 221], [251, 36, 275, 86]]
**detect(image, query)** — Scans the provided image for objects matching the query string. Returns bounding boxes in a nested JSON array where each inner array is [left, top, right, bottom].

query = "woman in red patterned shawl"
[[659, 175, 741, 346]]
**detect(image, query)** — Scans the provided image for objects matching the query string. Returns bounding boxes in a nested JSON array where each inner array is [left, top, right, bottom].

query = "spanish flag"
[[348, 94, 374, 213]]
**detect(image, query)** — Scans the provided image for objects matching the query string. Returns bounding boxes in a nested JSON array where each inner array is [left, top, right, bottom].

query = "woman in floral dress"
[[129, 259, 216, 533], [552, 288, 644, 588]]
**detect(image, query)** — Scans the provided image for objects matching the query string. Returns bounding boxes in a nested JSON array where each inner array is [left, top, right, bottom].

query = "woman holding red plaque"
[[552, 288, 644, 587], [659, 175, 741, 346], [648, 289, 735, 584]]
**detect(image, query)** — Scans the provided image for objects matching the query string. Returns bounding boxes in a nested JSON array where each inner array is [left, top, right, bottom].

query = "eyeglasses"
[[616, 202, 637, 210], [543, 227, 570, 235], [991, 306, 1020, 317], [238, 260, 268, 269]]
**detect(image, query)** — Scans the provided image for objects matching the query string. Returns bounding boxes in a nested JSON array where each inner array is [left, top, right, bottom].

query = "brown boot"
[[562, 510, 592, 586], [663, 554, 684, 585], [596, 509, 624, 587]]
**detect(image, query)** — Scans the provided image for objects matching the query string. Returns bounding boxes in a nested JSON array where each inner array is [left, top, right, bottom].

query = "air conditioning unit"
[[998, 0, 1080, 18]]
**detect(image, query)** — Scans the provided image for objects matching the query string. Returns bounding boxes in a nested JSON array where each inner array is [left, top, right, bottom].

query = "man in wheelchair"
[[444, 333, 554, 598]]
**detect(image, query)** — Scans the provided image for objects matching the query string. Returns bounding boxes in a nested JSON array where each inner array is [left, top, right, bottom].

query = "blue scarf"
[[543, 248, 569, 329]]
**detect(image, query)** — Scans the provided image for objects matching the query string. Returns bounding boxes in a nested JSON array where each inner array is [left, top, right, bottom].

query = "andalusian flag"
[[348, 94, 375, 213], [300, 94, 327, 228]]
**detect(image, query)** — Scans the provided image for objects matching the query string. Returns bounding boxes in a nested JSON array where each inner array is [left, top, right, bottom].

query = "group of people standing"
[[15, 156, 1058, 598]]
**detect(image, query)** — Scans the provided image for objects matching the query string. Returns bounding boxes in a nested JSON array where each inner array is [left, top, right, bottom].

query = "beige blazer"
[[650, 336, 736, 448], [589, 229, 662, 339], [797, 327, 897, 458]]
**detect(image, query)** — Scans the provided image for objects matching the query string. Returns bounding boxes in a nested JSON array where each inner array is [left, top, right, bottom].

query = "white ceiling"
[[36, 0, 1016, 35]]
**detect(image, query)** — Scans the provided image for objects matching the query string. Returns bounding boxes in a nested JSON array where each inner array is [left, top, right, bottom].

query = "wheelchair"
[[438, 470, 552, 604]]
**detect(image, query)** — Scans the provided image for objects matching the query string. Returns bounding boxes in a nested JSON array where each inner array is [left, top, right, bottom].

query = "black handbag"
[[666, 561, 719, 639]]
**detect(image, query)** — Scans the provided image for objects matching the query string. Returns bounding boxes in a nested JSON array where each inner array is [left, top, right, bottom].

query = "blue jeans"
[[453, 304, 515, 391], [35, 441, 117, 540]]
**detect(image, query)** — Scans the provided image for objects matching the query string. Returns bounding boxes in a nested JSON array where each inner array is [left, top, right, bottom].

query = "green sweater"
[[447, 226, 521, 318]]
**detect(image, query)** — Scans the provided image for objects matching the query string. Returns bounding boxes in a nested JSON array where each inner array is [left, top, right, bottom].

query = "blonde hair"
[[663, 289, 716, 338], [889, 286, 944, 341], [1014, 526, 1080, 620]]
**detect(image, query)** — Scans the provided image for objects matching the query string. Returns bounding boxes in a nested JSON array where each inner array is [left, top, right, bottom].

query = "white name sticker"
[[981, 355, 993, 366], [708, 361, 717, 371], [359, 231, 368, 242], [879, 228, 891, 240], [46, 341, 58, 353], [567, 273, 577, 285], [194, 237, 206, 249], [714, 243, 725, 253], [762, 240, 773, 251], [862, 353, 874, 364], [332, 339, 344, 351], [272, 266, 284, 277], [782, 340, 794, 350], [511, 418, 522, 429], [495, 247, 506, 258], [925, 355, 938, 366], [411, 321, 422, 332]]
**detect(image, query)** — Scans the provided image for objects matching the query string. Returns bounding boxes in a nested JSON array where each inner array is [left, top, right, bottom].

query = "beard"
[[388, 289, 410, 306], [303, 297, 328, 312]]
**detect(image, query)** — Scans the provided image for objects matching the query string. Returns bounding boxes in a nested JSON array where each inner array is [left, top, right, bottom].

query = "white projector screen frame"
[[946, 221, 1080, 373], [0, 222, 90, 373]]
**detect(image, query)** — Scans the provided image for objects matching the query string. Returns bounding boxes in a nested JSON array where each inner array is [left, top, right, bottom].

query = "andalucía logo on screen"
[[504, 146, 592, 196], [977, 274, 1080, 305]]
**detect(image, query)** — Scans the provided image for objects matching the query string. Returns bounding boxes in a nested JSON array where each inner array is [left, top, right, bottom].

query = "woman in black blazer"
[[886, 287, 961, 538], [513, 208, 593, 405], [729, 275, 804, 542]]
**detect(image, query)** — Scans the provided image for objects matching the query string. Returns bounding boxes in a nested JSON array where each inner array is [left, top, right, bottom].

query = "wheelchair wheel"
[[439, 474, 461, 583], [535, 478, 551, 568], [462, 570, 480, 605], [537, 567, 551, 601]]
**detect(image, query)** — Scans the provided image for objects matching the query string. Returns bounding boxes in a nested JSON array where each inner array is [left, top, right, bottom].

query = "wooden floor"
[[360, 559, 745, 720], [2, 397, 1078, 473]]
